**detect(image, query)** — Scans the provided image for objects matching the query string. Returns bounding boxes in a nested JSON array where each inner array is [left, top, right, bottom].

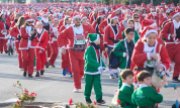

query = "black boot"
[[35, 72, 40, 77], [97, 99, 105, 105], [46, 62, 49, 68], [23, 72, 27, 77], [40, 70, 44, 75], [173, 77, 180, 83], [85, 99, 92, 104], [28, 74, 33, 78]]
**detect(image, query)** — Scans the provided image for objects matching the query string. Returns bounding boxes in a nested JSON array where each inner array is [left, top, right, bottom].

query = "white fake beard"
[[26, 26, 32, 36], [173, 20, 180, 29]]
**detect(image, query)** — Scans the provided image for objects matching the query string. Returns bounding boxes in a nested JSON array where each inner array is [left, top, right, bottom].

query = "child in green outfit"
[[84, 33, 105, 105], [131, 71, 163, 108], [118, 69, 137, 108]]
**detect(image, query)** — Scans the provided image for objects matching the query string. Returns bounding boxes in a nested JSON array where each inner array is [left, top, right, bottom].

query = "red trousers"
[[21, 48, 35, 75], [61, 49, 71, 72], [69, 50, 84, 89], [36, 49, 46, 71], [0, 39, 7, 53], [166, 43, 180, 78], [49, 41, 58, 66], [47, 43, 51, 59], [15, 41, 23, 69]]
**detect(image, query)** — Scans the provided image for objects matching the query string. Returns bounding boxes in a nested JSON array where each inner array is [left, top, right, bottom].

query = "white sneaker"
[[73, 88, 81, 93]]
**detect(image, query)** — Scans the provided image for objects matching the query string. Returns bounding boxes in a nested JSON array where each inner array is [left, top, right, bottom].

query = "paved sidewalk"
[[0, 54, 179, 108]]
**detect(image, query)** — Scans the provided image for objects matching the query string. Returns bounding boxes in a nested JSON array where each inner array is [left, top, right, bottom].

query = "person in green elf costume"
[[84, 33, 105, 105], [131, 71, 163, 108], [118, 69, 137, 108], [111, 28, 135, 88], [122, 19, 139, 43]]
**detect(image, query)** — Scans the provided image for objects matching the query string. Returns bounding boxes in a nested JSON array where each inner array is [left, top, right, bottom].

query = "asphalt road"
[[0, 53, 179, 108]]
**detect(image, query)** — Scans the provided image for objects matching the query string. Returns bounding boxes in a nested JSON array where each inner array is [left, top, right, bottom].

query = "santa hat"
[[141, 19, 155, 29], [109, 14, 118, 20], [24, 14, 34, 22], [142, 27, 158, 38], [88, 33, 100, 43], [172, 12, 180, 19]]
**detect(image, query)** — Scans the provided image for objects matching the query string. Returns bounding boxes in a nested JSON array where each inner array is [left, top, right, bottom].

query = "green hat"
[[88, 33, 100, 42]]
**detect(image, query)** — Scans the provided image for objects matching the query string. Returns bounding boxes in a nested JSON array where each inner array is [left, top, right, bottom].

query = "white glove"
[[98, 66, 104, 73]]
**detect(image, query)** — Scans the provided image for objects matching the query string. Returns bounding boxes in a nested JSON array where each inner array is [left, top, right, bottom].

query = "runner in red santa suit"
[[160, 12, 180, 82], [104, 15, 123, 79], [9, 16, 24, 69], [0, 14, 8, 54], [59, 15, 95, 92], [131, 28, 170, 88], [35, 21, 49, 77], [58, 16, 72, 77], [19, 16, 37, 78], [48, 18, 59, 68]]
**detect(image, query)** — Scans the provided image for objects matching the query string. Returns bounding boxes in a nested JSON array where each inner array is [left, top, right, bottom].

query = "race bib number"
[[73, 33, 86, 50]]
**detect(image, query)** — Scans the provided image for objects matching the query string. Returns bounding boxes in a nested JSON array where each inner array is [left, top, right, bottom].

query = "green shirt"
[[118, 83, 137, 108], [84, 45, 100, 75], [132, 86, 163, 107], [122, 30, 139, 43]]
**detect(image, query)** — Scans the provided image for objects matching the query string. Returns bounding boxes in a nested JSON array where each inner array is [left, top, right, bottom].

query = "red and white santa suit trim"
[[9, 26, 23, 69], [48, 26, 59, 67], [59, 21, 95, 90], [58, 24, 71, 73], [0, 20, 7, 53], [103, 21, 123, 54], [35, 29, 49, 72], [160, 12, 180, 79], [19, 25, 36, 75], [131, 30, 171, 82]]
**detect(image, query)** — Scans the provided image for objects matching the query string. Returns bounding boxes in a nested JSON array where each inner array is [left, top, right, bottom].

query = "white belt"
[[165, 42, 180, 45]]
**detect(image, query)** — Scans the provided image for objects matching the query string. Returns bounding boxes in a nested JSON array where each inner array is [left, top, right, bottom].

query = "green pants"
[[118, 77, 122, 88], [84, 74, 102, 101]]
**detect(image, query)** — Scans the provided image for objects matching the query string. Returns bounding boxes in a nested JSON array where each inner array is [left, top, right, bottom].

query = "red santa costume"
[[35, 22, 49, 76], [103, 15, 123, 79], [0, 19, 7, 53], [58, 16, 72, 75], [131, 29, 170, 84], [9, 25, 23, 69], [98, 18, 109, 35], [48, 21, 59, 67], [160, 12, 180, 82], [59, 15, 95, 91], [103, 16, 123, 54], [19, 17, 36, 77]]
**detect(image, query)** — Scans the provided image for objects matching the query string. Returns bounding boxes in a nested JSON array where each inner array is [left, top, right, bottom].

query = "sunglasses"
[[134, 17, 139, 19]]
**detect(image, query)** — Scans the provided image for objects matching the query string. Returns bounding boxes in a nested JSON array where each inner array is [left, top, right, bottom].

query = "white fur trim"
[[139, 84, 148, 88], [111, 16, 118, 20], [26, 19, 35, 22], [172, 12, 180, 19], [84, 71, 101, 75], [73, 15, 81, 20], [144, 30, 158, 38]]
